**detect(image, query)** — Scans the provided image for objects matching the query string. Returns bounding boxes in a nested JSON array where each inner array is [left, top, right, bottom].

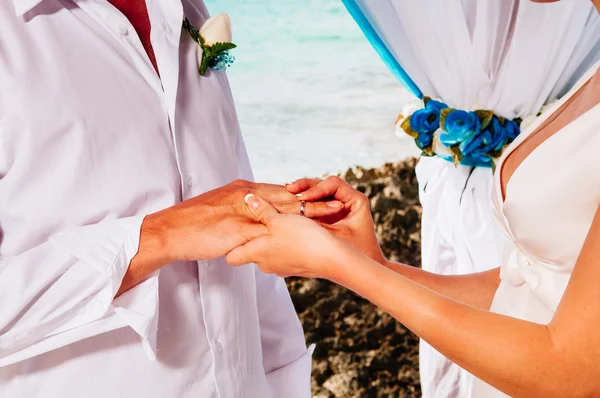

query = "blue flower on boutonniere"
[[183, 14, 237, 76]]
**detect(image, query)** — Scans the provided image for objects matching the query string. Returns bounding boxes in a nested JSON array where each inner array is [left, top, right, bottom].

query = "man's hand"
[[118, 180, 343, 295], [286, 176, 386, 265]]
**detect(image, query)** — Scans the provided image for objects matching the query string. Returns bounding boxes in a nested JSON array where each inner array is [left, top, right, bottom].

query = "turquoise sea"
[[205, 0, 416, 183]]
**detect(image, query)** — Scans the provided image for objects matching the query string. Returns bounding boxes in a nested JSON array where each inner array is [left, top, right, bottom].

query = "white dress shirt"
[[0, 0, 313, 397]]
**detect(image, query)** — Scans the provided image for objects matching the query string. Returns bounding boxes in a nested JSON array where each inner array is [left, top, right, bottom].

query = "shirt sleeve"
[[233, 126, 314, 397], [0, 216, 160, 367]]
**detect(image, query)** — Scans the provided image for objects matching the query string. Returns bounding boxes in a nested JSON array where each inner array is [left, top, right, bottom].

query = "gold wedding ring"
[[300, 201, 306, 217]]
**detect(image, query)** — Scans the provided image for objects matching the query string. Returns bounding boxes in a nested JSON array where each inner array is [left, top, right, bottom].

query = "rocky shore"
[[286, 158, 423, 398]]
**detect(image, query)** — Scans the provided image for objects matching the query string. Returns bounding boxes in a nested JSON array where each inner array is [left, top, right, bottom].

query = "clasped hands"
[[126, 177, 386, 295], [227, 177, 385, 281], [219, 177, 387, 281]]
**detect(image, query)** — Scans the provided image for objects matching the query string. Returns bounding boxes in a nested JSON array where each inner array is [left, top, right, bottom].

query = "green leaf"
[[202, 46, 214, 59], [401, 117, 418, 139], [439, 108, 453, 131], [183, 18, 200, 42], [183, 18, 206, 48], [422, 145, 435, 157], [209, 42, 237, 54], [450, 146, 464, 167], [475, 110, 494, 131], [491, 159, 497, 174], [423, 96, 432, 107], [489, 148, 503, 158], [183, 19, 237, 76], [199, 52, 210, 76]]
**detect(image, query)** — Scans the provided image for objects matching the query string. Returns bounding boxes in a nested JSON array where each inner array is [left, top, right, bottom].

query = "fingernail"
[[327, 201, 342, 208], [244, 194, 261, 211], [284, 181, 294, 186], [296, 194, 303, 198]]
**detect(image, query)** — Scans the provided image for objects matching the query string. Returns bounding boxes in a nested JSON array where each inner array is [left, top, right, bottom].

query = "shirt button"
[[214, 340, 223, 353], [163, 21, 172, 34], [201, 261, 209, 269], [117, 24, 129, 36], [185, 175, 194, 187]]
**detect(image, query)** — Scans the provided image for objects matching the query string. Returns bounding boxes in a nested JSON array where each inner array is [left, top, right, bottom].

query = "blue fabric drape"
[[341, 0, 423, 98]]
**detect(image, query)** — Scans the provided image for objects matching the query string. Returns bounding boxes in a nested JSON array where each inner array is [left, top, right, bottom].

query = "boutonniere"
[[183, 14, 237, 76]]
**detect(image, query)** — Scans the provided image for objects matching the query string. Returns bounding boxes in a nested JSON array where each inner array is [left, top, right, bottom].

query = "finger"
[[253, 186, 297, 203], [245, 194, 280, 225], [295, 176, 356, 203], [232, 180, 284, 190], [285, 178, 323, 194], [273, 200, 343, 218], [252, 182, 286, 190], [226, 236, 270, 267], [240, 222, 269, 242]]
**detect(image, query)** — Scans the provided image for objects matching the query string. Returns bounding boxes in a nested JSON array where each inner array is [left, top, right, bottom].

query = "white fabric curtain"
[[349, 1, 600, 397]]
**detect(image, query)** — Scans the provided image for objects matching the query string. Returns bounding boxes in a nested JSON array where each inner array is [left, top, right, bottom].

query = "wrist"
[[325, 241, 388, 299], [323, 238, 360, 284], [371, 246, 387, 266], [117, 213, 172, 296], [381, 259, 393, 269], [137, 211, 175, 268]]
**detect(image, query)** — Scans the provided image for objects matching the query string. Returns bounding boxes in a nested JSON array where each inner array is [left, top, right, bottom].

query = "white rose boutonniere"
[[200, 14, 233, 46], [183, 14, 237, 76]]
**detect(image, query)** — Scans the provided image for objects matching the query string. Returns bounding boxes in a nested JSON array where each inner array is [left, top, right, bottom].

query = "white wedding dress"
[[471, 60, 600, 397]]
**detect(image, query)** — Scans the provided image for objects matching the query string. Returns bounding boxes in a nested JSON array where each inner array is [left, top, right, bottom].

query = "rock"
[[287, 158, 423, 398], [323, 371, 359, 397], [371, 196, 402, 214]]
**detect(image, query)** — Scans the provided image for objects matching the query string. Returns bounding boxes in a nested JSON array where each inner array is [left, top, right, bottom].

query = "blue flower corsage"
[[183, 15, 237, 76]]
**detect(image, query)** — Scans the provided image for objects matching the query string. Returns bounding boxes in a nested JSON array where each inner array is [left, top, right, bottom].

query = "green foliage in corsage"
[[183, 17, 237, 76]]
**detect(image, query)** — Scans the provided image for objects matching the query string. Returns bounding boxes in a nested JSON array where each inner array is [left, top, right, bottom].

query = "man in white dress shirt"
[[0, 0, 329, 396]]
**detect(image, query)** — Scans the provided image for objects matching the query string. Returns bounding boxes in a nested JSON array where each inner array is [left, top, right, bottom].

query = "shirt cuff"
[[266, 344, 315, 398], [50, 215, 160, 360]]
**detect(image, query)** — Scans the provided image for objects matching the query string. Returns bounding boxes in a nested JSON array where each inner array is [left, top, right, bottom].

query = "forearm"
[[120, 176, 327, 296], [118, 213, 172, 296], [329, 247, 582, 397], [382, 260, 500, 310]]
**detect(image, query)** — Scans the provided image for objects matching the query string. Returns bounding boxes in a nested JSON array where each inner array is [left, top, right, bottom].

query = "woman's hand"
[[286, 176, 386, 265], [120, 180, 343, 294], [226, 194, 349, 280]]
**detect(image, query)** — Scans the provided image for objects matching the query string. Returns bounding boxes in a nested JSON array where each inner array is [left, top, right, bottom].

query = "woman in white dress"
[[227, 1, 600, 396]]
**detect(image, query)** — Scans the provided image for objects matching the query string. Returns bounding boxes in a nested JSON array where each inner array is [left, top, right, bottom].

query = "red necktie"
[[108, 0, 159, 74]]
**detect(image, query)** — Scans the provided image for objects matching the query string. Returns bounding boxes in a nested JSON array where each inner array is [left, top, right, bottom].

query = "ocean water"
[[204, 0, 417, 183]]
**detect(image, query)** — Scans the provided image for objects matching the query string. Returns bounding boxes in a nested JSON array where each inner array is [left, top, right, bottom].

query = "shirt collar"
[[13, 0, 46, 17]]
